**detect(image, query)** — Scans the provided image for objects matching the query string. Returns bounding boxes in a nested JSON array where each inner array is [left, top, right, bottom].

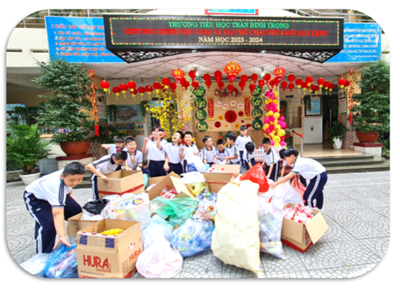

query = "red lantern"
[[203, 73, 211, 81], [338, 78, 346, 88], [305, 76, 314, 86], [182, 79, 190, 90], [329, 82, 335, 95], [112, 86, 121, 100], [162, 78, 171, 88], [317, 77, 325, 88], [127, 81, 136, 90], [217, 81, 224, 90], [119, 83, 128, 98], [323, 81, 330, 90], [100, 80, 110, 93], [344, 80, 350, 91], [205, 79, 212, 89], [269, 79, 275, 88], [138, 86, 145, 95], [281, 81, 288, 92], [251, 73, 258, 84], [227, 84, 234, 93], [145, 85, 153, 99], [188, 70, 197, 82], [224, 61, 242, 83], [287, 74, 296, 84], [153, 82, 162, 92], [295, 78, 303, 89], [249, 83, 256, 93], [131, 88, 137, 98], [214, 70, 222, 80], [239, 81, 245, 91], [263, 73, 271, 82], [273, 67, 286, 78], [241, 75, 248, 83], [89, 70, 95, 78], [258, 79, 265, 88], [288, 83, 295, 92], [170, 83, 177, 93], [192, 81, 199, 90], [171, 68, 185, 83], [301, 81, 308, 95]]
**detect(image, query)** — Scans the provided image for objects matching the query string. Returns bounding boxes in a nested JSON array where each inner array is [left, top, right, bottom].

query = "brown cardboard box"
[[97, 170, 144, 199], [67, 212, 97, 239], [209, 165, 240, 176], [281, 203, 329, 253], [76, 219, 142, 278], [146, 172, 194, 200], [147, 176, 166, 190], [203, 173, 235, 193]]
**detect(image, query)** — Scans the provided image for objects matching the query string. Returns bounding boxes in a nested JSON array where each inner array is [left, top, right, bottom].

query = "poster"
[[107, 105, 144, 123], [244, 96, 251, 119], [207, 97, 214, 120]]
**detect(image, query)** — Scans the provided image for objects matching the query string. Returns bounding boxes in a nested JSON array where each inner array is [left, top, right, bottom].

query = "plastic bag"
[[239, 163, 269, 193], [193, 190, 217, 221], [143, 173, 150, 190], [283, 203, 314, 224], [82, 199, 109, 215], [142, 215, 174, 250], [161, 186, 178, 199], [291, 175, 306, 199], [20, 253, 50, 277], [258, 188, 286, 260], [211, 177, 262, 275], [277, 182, 304, 205], [136, 235, 183, 278], [43, 244, 78, 278], [186, 155, 207, 173], [150, 197, 199, 226], [81, 209, 103, 221], [180, 172, 209, 196], [171, 218, 214, 257]]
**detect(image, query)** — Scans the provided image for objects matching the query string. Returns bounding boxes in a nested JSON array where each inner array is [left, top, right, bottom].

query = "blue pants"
[[266, 162, 281, 182], [90, 174, 99, 200], [23, 191, 82, 254], [169, 162, 183, 175], [142, 167, 151, 176], [300, 175, 307, 187], [149, 160, 166, 177], [303, 172, 328, 209], [239, 151, 245, 168], [245, 158, 256, 170]]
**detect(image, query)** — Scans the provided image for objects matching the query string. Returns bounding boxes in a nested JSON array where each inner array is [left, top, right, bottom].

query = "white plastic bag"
[[81, 209, 103, 221], [180, 172, 206, 184], [277, 182, 304, 206], [186, 155, 207, 173], [136, 235, 183, 278], [142, 215, 174, 250], [211, 177, 262, 275], [20, 253, 50, 277]]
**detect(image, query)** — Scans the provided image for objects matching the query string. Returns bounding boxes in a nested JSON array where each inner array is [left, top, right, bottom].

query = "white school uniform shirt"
[[264, 148, 279, 166], [91, 154, 119, 176], [290, 156, 326, 180], [201, 146, 217, 163], [126, 150, 144, 169], [106, 144, 127, 155], [25, 169, 72, 208], [162, 143, 183, 164], [146, 138, 167, 161], [243, 148, 255, 163], [183, 143, 199, 161], [236, 135, 253, 152], [216, 148, 229, 161], [227, 144, 240, 164]]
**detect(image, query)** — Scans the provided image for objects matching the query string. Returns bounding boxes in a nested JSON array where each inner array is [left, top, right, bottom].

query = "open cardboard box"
[[281, 203, 329, 253], [76, 219, 142, 278], [67, 212, 98, 239], [208, 164, 240, 177], [97, 170, 144, 199], [146, 172, 194, 200]]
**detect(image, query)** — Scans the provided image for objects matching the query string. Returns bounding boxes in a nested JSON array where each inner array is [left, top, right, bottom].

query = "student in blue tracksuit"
[[243, 141, 256, 170], [23, 162, 85, 254], [271, 148, 328, 209]]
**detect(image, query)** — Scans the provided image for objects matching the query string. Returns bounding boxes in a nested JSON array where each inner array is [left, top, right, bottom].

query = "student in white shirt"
[[157, 131, 184, 175], [201, 136, 217, 166], [216, 139, 229, 162], [101, 136, 126, 154], [180, 131, 199, 173], [236, 125, 253, 168], [271, 148, 328, 209], [86, 151, 128, 200], [23, 162, 85, 254], [142, 127, 168, 177], [278, 148, 307, 186], [225, 133, 240, 164], [123, 137, 144, 171], [261, 138, 280, 182], [243, 141, 256, 170]]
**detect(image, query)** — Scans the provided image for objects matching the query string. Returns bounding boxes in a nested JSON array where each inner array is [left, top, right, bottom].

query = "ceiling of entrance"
[[84, 51, 365, 82]]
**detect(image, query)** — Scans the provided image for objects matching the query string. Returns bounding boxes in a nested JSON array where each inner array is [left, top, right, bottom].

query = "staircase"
[[74, 170, 94, 189]]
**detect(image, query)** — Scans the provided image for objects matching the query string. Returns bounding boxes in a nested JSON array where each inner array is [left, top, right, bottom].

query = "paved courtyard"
[[6, 171, 390, 279]]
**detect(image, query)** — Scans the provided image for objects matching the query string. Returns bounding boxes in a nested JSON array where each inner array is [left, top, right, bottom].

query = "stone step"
[[310, 154, 375, 163], [319, 157, 387, 168], [324, 159, 390, 174]]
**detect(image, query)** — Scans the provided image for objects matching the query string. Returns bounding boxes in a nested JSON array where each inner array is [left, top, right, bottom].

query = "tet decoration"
[[214, 121, 221, 128], [230, 100, 237, 107], [251, 85, 262, 97], [112, 86, 121, 100], [252, 119, 263, 131], [207, 97, 214, 121], [215, 101, 222, 108], [251, 108, 263, 119], [225, 110, 237, 123], [194, 97, 207, 109], [119, 83, 128, 98], [100, 80, 110, 94], [171, 68, 185, 83], [237, 103, 244, 110], [195, 109, 207, 121], [238, 111, 244, 117], [224, 61, 242, 83], [196, 121, 208, 132], [193, 86, 206, 98], [273, 67, 286, 78], [244, 96, 251, 119], [89, 73, 99, 136], [262, 90, 287, 147], [251, 96, 262, 108], [223, 104, 230, 111]]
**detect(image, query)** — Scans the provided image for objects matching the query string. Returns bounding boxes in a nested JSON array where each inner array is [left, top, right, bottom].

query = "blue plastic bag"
[[171, 218, 214, 257], [43, 243, 78, 278]]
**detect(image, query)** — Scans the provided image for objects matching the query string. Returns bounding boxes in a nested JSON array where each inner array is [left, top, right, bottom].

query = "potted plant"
[[350, 60, 390, 143], [325, 121, 348, 149], [32, 59, 95, 156], [6, 122, 50, 185]]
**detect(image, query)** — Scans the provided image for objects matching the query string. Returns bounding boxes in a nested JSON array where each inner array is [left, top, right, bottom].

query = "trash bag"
[[82, 199, 109, 215], [142, 215, 174, 250], [20, 253, 50, 277], [283, 203, 314, 224], [193, 190, 217, 221], [258, 188, 286, 260], [290, 175, 306, 199], [136, 235, 183, 278], [186, 155, 207, 173], [239, 163, 269, 193], [150, 197, 199, 227], [43, 244, 78, 278], [81, 209, 103, 221], [211, 177, 262, 275], [171, 218, 214, 257], [180, 172, 209, 196], [143, 173, 151, 190], [278, 182, 304, 205]]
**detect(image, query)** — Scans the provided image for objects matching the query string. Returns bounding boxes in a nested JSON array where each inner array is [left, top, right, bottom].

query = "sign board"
[[45, 16, 124, 63], [205, 9, 259, 16]]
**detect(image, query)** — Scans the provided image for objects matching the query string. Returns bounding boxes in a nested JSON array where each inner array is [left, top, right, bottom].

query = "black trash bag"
[[82, 199, 109, 215]]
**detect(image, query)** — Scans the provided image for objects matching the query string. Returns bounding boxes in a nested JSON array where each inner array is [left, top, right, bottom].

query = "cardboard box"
[[97, 170, 144, 199], [281, 203, 329, 253], [67, 212, 97, 239], [76, 219, 142, 278], [209, 164, 240, 176], [203, 173, 235, 193], [146, 172, 194, 200], [147, 176, 166, 189]]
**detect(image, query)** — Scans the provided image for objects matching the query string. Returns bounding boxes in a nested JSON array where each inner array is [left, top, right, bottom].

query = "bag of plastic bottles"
[[283, 203, 315, 224], [43, 244, 78, 278], [171, 218, 214, 257], [186, 155, 207, 173], [160, 186, 178, 199], [150, 197, 199, 226], [192, 190, 217, 221], [20, 253, 50, 277], [180, 172, 209, 197], [136, 234, 183, 278], [278, 182, 304, 206], [142, 215, 174, 250]]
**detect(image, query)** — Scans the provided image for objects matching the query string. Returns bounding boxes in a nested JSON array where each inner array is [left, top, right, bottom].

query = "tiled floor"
[[6, 171, 390, 279], [302, 141, 365, 158]]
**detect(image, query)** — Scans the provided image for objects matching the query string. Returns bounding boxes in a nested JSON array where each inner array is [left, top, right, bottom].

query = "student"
[[23, 162, 85, 254], [123, 137, 144, 171], [101, 136, 126, 154], [225, 133, 240, 164], [180, 131, 199, 173], [271, 148, 328, 209], [157, 131, 184, 175], [137, 159, 151, 176], [243, 141, 256, 170], [201, 136, 217, 166], [261, 138, 280, 182], [236, 125, 252, 168], [142, 127, 168, 177], [215, 138, 229, 162], [279, 148, 307, 186], [86, 151, 128, 200]]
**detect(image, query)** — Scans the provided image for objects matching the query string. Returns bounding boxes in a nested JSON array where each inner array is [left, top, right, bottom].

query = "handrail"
[[292, 130, 304, 157]]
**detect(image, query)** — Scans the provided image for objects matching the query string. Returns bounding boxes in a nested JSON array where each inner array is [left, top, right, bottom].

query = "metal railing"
[[292, 130, 304, 157]]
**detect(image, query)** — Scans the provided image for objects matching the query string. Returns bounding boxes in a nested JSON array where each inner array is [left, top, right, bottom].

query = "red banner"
[[207, 97, 214, 120], [244, 96, 251, 119]]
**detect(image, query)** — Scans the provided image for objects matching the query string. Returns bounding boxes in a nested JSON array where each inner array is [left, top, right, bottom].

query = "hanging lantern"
[[344, 80, 350, 91], [170, 83, 177, 93], [89, 69, 95, 78], [305, 76, 314, 87], [227, 84, 234, 93], [131, 88, 137, 100], [338, 78, 347, 89], [203, 73, 211, 81], [269, 79, 275, 89], [273, 67, 286, 78], [153, 82, 162, 94], [295, 78, 303, 94], [182, 79, 190, 90], [217, 81, 224, 90], [239, 80, 245, 91], [205, 79, 212, 90], [192, 81, 199, 90], [162, 78, 171, 88], [241, 74, 248, 83], [171, 68, 185, 83], [138, 86, 145, 100], [112, 86, 121, 100], [119, 83, 128, 98], [323, 81, 330, 95], [258, 79, 265, 88], [288, 82, 295, 92], [100, 80, 110, 93], [329, 83, 335, 95], [251, 73, 258, 84], [145, 84, 153, 94], [249, 83, 256, 93], [224, 61, 242, 83], [281, 81, 288, 93], [287, 74, 296, 84], [317, 77, 325, 93], [214, 70, 223, 82], [189, 70, 197, 82], [301, 81, 308, 95], [127, 80, 136, 91], [263, 73, 271, 82]]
